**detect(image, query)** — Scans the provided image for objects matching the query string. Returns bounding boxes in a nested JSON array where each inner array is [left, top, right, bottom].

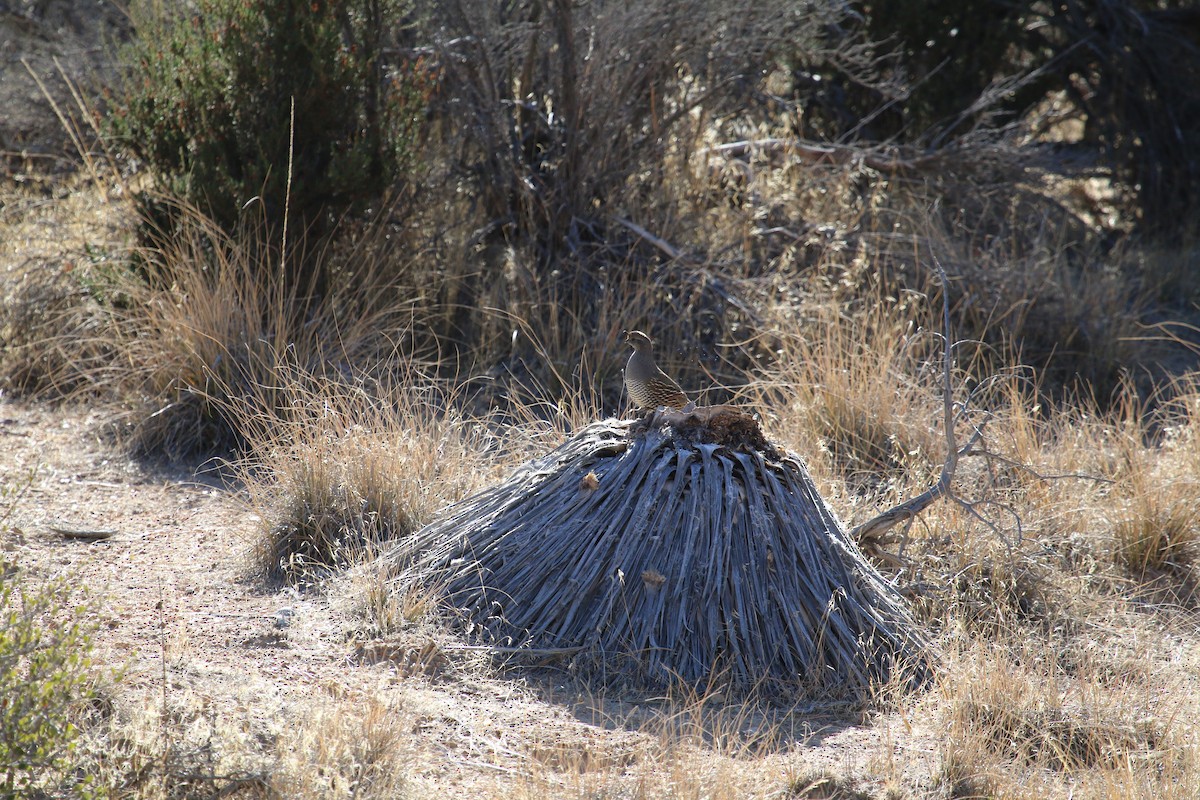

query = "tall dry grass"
[[105, 195, 435, 458], [236, 365, 576, 584]]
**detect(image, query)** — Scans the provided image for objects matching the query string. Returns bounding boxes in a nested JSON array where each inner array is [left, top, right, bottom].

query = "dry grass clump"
[[923, 540, 1060, 639], [973, 247, 1151, 401], [694, 126, 1168, 405], [874, 204, 1154, 403], [1099, 390, 1200, 591], [746, 297, 946, 498], [241, 371, 563, 584], [76, 683, 411, 799], [933, 638, 1195, 799], [0, 258, 118, 398], [269, 696, 410, 799], [3, 185, 433, 460], [343, 574, 473, 683], [743, 291, 1070, 636], [1111, 468, 1200, 585], [74, 686, 275, 798], [107, 197, 425, 459], [0, 174, 129, 399]]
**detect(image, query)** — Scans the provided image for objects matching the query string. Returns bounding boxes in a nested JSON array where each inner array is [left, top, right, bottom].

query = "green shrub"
[[0, 475, 102, 796], [113, 0, 431, 285], [0, 570, 100, 796]]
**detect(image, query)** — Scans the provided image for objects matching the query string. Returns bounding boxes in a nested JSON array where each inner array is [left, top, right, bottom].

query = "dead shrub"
[[422, 0, 847, 270]]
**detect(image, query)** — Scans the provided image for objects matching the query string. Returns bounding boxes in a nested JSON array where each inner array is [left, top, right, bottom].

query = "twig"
[[698, 137, 944, 173], [612, 216, 682, 260], [21, 58, 103, 191], [51, 525, 117, 541], [851, 261, 978, 545]]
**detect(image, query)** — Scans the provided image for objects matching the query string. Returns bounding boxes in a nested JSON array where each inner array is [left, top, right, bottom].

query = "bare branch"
[[850, 424, 985, 545], [851, 260, 1112, 562], [851, 259, 966, 545], [612, 216, 683, 260], [697, 137, 946, 173]]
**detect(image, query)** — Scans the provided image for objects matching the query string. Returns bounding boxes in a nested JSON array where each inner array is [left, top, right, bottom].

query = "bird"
[[624, 330, 690, 411]]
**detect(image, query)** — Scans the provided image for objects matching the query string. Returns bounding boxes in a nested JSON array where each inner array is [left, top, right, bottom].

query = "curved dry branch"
[[850, 261, 988, 551], [848, 260, 1114, 562]]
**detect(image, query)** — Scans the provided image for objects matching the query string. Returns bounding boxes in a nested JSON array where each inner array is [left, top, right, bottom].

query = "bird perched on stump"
[[624, 330, 690, 411]]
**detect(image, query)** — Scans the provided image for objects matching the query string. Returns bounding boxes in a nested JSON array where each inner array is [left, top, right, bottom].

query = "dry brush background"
[[4, 0, 1200, 797]]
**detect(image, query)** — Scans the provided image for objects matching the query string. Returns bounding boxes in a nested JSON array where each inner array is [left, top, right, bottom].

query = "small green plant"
[[0, 482, 101, 795]]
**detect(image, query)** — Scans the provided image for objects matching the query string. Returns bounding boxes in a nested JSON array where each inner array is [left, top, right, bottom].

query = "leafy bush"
[[113, 0, 431, 285], [0, 548, 100, 795]]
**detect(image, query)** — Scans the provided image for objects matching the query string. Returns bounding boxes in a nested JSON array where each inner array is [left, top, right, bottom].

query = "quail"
[[624, 330, 689, 411]]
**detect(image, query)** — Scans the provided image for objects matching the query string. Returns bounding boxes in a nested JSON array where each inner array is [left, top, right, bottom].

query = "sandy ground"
[[0, 396, 940, 796], [1, 0, 128, 169]]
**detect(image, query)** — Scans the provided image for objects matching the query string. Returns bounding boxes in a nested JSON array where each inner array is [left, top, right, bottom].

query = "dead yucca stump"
[[385, 406, 930, 696]]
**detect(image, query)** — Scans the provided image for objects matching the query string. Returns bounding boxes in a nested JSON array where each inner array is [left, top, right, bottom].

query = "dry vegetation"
[[5, 0, 1200, 797]]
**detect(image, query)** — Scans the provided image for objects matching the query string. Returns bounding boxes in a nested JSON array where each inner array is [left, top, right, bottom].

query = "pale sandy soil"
[[0, 397, 941, 797], [1, 5, 941, 793], [0, 0, 128, 168]]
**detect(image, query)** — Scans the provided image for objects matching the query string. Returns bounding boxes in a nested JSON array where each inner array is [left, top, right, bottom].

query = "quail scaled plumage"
[[624, 330, 689, 411]]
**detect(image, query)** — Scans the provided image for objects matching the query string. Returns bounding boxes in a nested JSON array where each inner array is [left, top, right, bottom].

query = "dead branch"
[[613, 216, 682, 260], [852, 261, 1115, 562], [850, 261, 988, 550], [698, 137, 944, 173]]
